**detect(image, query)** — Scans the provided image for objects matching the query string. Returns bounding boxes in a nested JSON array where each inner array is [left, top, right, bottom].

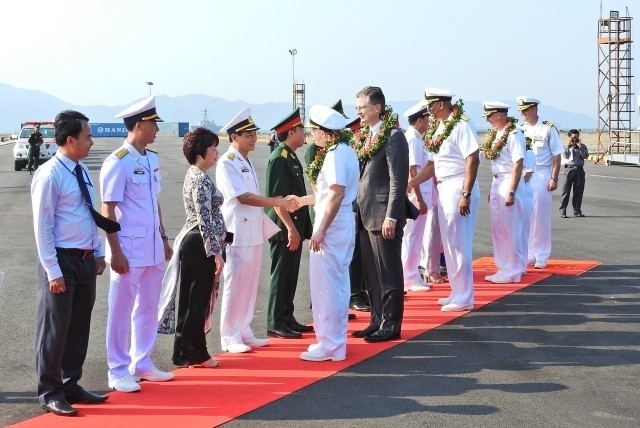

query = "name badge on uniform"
[[134, 167, 145, 175], [241, 166, 250, 173]]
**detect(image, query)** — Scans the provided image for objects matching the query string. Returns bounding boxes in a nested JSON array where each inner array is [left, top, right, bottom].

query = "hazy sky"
[[1, 0, 637, 116]]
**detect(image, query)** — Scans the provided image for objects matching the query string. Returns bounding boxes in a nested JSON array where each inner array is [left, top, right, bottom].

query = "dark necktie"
[[75, 164, 121, 234]]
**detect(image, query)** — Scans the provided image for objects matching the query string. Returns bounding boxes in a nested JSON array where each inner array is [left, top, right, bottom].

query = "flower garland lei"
[[305, 130, 353, 184], [352, 106, 396, 162], [423, 99, 465, 153], [482, 116, 518, 160]]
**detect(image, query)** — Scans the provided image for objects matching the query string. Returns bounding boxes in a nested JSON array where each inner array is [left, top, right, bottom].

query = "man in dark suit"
[[352, 86, 409, 342], [265, 108, 313, 339]]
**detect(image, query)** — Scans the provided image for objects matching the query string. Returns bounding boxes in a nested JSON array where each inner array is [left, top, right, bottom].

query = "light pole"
[[146, 81, 154, 96], [288, 49, 297, 86]]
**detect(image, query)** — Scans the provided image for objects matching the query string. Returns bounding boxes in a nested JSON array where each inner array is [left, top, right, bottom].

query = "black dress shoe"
[[348, 313, 356, 320], [349, 302, 371, 312], [286, 321, 314, 333], [561, 213, 568, 218], [267, 326, 302, 339], [42, 399, 78, 417], [574, 212, 586, 217], [66, 387, 109, 405], [364, 329, 401, 343], [351, 324, 379, 338]]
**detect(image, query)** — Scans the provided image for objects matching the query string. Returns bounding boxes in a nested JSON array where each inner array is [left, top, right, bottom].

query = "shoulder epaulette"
[[226, 152, 235, 160], [280, 150, 288, 159], [510, 128, 518, 134], [146, 148, 157, 154], [460, 114, 470, 122], [543, 120, 555, 127], [115, 148, 129, 159], [327, 144, 338, 152]]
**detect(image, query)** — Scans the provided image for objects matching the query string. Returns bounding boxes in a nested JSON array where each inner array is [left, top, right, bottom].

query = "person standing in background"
[[559, 129, 589, 218]]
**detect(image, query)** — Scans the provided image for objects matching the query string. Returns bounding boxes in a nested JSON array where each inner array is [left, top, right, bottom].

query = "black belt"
[[56, 247, 95, 260], [565, 165, 583, 169]]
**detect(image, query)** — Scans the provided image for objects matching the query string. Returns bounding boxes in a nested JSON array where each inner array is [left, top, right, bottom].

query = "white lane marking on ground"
[[588, 174, 640, 182]]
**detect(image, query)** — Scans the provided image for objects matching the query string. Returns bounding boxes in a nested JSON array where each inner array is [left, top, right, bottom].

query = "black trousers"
[[35, 250, 96, 405], [27, 146, 40, 172], [173, 229, 216, 366], [349, 230, 367, 303], [267, 240, 303, 330], [358, 227, 404, 332], [559, 166, 585, 214]]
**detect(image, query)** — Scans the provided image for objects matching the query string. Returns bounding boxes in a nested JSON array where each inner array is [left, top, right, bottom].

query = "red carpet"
[[11, 259, 597, 428], [473, 257, 600, 276]]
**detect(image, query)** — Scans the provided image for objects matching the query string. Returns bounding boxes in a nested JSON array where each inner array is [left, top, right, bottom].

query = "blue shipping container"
[[178, 122, 189, 137]]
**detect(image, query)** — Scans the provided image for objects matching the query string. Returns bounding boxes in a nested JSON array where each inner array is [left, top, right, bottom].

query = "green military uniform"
[[265, 142, 312, 331]]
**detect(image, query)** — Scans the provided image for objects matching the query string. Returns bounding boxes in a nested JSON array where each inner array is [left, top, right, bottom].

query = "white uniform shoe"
[[534, 261, 547, 269], [437, 297, 451, 306], [109, 375, 141, 392], [300, 348, 346, 362], [244, 337, 269, 348], [133, 368, 174, 382], [441, 302, 474, 312], [485, 273, 521, 284], [224, 343, 251, 353], [407, 281, 432, 292]]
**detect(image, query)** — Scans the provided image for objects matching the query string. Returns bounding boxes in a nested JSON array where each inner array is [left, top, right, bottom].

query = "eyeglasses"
[[355, 104, 372, 112]]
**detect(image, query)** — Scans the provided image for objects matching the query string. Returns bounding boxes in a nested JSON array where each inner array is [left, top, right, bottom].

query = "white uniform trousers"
[[421, 197, 441, 276], [437, 177, 479, 307], [309, 211, 355, 359], [528, 167, 553, 264], [106, 263, 164, 380], [401, 197, 427, 286], [220, 244, 263, 349], [489, 176, 524, 278], [519, 181, 533, 273]]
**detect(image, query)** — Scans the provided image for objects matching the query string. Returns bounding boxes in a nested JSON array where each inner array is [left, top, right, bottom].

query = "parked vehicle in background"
[[13, 122, 57, 171]]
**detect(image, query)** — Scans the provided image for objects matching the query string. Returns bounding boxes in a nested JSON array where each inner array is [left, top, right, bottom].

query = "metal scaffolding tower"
[[597, 9, 635, 164], [293, 83, 306, 125]]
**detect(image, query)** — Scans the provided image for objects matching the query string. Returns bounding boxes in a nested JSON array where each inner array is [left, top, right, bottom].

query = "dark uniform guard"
[[27, 122, 44, 174], [266, 108, 313, 338]]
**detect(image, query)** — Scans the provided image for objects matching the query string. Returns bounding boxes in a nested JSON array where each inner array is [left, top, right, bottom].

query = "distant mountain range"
[[0, 82, 597, 133]]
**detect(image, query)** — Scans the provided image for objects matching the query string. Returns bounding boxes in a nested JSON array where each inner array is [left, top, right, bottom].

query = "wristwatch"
[[551, 177, 558, 182], [508, 191, 515, 197], [462, 191, 470, 198]]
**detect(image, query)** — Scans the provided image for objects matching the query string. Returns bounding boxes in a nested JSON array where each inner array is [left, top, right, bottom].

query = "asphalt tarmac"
[[0, 137, 638, 427]]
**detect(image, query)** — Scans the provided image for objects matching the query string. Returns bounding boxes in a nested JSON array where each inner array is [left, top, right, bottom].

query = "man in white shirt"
[[517, 96, 563, 269], [32, 110, 109, 416]]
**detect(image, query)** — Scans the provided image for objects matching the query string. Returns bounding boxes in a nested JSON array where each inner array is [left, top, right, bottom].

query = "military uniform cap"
[[115, 96, 164, 127], [482, 101, 510, 116], [345, 117, 362, 132], [271, 107, 302, 134], [403, 100, 429, 121], [221, 107, 260, 136], [305, 105, 347, 131], [516, 96, 540, 111], [330, 100, 349, 119], [424, 88, 455, 103]]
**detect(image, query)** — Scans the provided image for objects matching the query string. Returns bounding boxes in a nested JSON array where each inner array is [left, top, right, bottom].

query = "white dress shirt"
[[31, 152, 104, 280]]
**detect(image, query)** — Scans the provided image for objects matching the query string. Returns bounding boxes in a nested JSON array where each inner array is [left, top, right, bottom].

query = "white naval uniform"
[[489, 128, 526, 279], [520, 150, 536, 273], [100, 140, 165, 381], [401, 126, 433, 286], [421, 176, 441, 276], [215, 146, 266, 350], [309, 143, 359, 359], [521, 121, 563, 265], [432, 115, 480, 307]]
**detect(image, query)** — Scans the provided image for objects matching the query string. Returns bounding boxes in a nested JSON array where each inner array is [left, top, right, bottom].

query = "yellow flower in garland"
[[483, 116, 518, 160], [423, 99, 464, 153], [352, 106, 396, 162]]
